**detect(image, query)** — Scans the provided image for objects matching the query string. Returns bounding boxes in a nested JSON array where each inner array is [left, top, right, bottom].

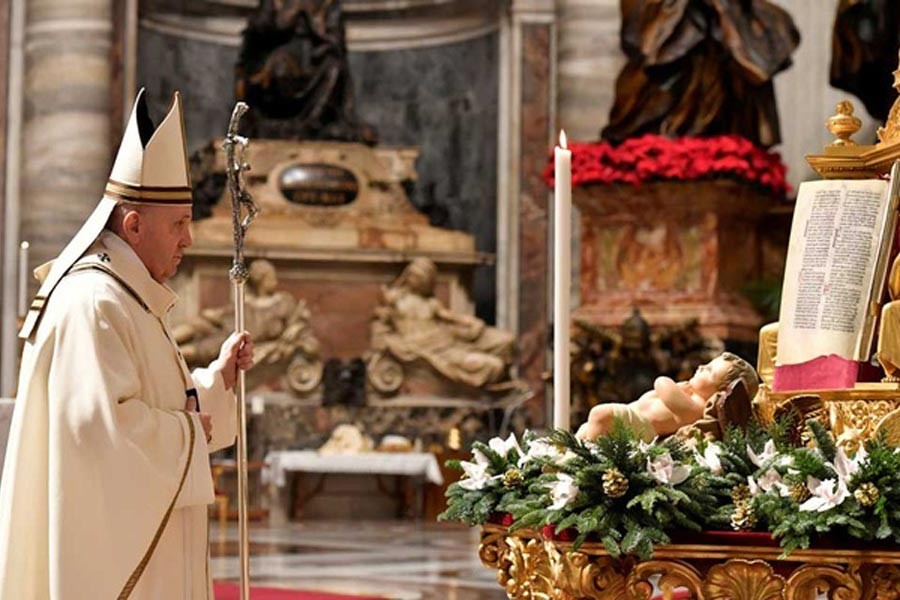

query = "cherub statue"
[[370, 258, 515, 390], [173, 259, 322, 394], [576, 352, 759, 442]]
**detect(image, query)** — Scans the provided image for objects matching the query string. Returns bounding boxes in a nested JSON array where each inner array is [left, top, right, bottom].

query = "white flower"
[[548, 473, 580, 510], [647, 452, 690, 486], [638, 438, 659, 453], [489, 433, 523, 460], [832, 446, 867, 484], [747, 439, 778, 468], [517, 438, 561, 467], [556, 450, 579, 466], [682, 436, 701, 452], [458, 460, 499, 491], [799, 477, 850, 512], [748, 469, 789, 497], [695, 443, 723, 474]]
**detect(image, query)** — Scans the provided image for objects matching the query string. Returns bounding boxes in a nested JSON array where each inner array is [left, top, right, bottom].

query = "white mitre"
[[19, 87, 192, 340]]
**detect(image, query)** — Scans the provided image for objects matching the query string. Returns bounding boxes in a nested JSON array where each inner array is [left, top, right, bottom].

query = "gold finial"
[[827, 101, 862, 146]]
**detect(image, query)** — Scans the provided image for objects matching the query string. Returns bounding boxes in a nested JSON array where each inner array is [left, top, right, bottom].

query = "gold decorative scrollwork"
[[832, 399, 900, 440], [547, 546, 625, 599], [786, 563, 862, 600], [871, 565, 900, 599], [704, 560, 785, 600], [625, 560, 702, 600], [480, 528, 900, 599], [499, 536, 556, 600], [478, 527, 507, 570]]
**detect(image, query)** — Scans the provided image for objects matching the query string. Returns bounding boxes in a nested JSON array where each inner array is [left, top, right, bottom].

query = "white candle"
[[553, 131, 571, 430], [17, 241, 29, 319]]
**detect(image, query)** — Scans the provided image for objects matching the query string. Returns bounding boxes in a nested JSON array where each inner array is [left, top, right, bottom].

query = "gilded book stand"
[[759, 61, 900, 449]]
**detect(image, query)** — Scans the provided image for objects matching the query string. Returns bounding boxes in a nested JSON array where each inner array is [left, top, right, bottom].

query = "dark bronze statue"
[[831, 0, 900, 123], [602, 0, 800, 149], [236, 0, 378, 144]]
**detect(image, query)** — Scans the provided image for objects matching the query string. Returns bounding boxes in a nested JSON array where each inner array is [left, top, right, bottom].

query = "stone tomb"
[[171, 140, 489, 363]]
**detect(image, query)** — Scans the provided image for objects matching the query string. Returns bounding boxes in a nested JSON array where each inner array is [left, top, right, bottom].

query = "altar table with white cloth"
[[263, 450, 444, 519]]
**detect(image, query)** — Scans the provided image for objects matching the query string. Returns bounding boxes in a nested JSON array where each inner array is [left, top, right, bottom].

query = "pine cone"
[[503, 468, 524, 489], [602, 467, 629, 498], [854, 482, 880, 507], [731, 484, 751, 505], [789, 483, 811, 503], [730, 501, 757, 531]]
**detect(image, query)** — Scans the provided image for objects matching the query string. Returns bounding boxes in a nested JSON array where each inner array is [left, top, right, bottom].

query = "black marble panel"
[[138, 28, 499, 323]]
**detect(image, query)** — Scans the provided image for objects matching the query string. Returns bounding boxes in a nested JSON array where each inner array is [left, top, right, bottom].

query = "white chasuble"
[[0, 231, 237, 599]]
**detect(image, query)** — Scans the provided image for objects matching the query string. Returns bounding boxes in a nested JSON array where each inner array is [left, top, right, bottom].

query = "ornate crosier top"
[[224, 102, 260, 284]]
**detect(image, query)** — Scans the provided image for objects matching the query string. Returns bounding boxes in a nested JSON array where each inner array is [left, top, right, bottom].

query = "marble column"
[[0, 0, 17, 397], [497, 0, 556, 427], [557, 0, 622, 141], [20, 0, 113, 287], [0, 0, 114, 395]]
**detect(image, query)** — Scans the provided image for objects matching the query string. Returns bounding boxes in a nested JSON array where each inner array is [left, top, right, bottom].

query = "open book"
[[777, 166, 900, 368]]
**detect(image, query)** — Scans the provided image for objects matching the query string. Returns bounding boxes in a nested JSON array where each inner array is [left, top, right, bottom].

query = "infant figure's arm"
[[654, 376, 681, 398], [654, 376, 706, 425]]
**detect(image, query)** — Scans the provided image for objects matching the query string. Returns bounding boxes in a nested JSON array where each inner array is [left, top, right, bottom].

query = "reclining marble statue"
[[369, 258, 516, 394], [173, 259, 323, 394], [576, 352, 759, 442]]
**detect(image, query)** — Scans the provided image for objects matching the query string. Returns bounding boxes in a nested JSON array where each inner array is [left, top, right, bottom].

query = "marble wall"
[[556, 0, 622, 143], [137, 9, 500, 321]]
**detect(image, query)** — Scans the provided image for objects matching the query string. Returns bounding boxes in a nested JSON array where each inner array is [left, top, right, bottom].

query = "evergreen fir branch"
[[806, 420, 837, 463], [789, 448, 833, 480]]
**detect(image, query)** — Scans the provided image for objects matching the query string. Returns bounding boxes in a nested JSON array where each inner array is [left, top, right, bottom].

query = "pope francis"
[[0, 89, 253, 598]]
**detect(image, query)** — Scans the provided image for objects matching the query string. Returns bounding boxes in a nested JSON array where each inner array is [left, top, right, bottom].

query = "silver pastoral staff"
[[224, 101, 259, 600]]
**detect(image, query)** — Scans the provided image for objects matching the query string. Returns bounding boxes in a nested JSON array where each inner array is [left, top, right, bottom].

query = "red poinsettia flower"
[[544, 134, 790, 196]]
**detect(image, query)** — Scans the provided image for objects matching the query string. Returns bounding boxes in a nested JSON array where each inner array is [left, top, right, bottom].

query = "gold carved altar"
[[479, 524, 900, 599]]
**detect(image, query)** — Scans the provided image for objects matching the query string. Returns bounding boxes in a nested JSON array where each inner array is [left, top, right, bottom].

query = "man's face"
[[689, 356, 731, 400], [129, 205, 193, 283]]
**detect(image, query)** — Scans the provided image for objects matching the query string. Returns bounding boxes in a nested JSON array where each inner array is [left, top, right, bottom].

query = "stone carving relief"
[[368, 257, 518, 398], [173, 259, 323, 397]]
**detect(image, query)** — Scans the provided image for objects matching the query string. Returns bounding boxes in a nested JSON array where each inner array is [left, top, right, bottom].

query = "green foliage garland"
[[440, 419, 900, 559]]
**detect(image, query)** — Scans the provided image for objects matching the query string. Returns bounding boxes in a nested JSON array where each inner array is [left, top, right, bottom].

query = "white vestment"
[[0, 231, 236, 599]]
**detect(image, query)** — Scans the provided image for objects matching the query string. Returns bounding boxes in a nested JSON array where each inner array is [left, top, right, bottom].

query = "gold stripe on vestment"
[[117, 412, 197, 599]]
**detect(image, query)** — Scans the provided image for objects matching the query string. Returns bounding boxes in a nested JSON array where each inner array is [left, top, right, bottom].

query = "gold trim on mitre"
[[18, 88, 194, 340]]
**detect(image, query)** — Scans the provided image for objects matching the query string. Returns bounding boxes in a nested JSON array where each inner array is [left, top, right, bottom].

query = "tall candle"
[[17, 241, 29, 319], [553, 132, 571, 431]]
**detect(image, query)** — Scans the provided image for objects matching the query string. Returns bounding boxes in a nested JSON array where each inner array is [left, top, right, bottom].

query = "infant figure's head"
[[689, 352, 759, 401]]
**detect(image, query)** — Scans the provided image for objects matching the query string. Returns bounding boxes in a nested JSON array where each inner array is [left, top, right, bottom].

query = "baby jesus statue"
[[576, 352, 759, 442]]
